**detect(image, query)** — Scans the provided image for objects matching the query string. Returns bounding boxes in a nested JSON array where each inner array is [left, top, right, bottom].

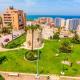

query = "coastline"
[[27, 15, 80, 20]]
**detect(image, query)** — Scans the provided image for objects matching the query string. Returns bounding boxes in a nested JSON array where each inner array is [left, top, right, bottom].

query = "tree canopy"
[[59, 39, 72, 53], [25, 24, 41, 31]]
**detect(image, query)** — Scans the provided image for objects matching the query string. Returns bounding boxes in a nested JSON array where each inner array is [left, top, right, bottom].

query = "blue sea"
[[27, 15, 80, 20]]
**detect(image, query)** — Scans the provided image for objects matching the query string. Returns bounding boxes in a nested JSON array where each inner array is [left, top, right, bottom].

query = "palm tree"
[[26, 24, 40, 51], [31, 25, 40, 51]]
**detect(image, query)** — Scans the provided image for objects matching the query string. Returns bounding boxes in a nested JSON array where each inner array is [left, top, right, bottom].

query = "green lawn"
[[0, 39, 80, 76], [5, 33, 26, 48]]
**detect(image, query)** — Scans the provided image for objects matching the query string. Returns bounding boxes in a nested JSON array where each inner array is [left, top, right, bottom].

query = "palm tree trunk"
[[32, 29, 34, 51]]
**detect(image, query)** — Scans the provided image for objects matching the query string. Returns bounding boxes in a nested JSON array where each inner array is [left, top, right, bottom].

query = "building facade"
[[1, 6, 26, 30], [69, 19, 79, 30], [55, 18, 65, 27], [41, 24, 54, 39]]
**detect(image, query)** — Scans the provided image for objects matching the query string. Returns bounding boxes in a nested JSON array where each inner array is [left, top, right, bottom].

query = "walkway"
[[0, 71, 56, 80], [0, 43, 44, 52], [1, 71, 80, 80]]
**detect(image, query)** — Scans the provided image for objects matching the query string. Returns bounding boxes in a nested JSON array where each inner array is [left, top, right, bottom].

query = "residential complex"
[[69, 19, 79, 30], [41, 24, 54, 39], [1, 6, 26, 30], [55, 18, 65, 27], [54, 18, 80, 32]]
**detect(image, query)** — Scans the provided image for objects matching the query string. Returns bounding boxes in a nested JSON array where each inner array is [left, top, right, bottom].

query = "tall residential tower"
[[1, 6, 26, 30]]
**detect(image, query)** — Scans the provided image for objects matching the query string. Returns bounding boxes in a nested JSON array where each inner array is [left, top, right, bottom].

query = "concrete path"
[[0, 43, 44, 52], [1, 71, 80, 80], [0, 71, 59, 80]]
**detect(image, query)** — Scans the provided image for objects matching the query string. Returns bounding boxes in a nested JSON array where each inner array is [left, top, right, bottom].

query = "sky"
[[0, 0, 80, 15]]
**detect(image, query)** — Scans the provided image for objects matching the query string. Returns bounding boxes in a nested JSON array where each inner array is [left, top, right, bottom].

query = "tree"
[[1, 27, 10, 34], [26, 24, 40, 51], [53, 32, 60, 40], [59, 40, 72, 53], [72, 32, 80, 44]]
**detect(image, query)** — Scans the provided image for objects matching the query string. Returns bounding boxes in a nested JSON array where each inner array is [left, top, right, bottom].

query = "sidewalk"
[[0, 71, 80, 80], [0, 43, 44, 52], [0, 71, 54, 80]]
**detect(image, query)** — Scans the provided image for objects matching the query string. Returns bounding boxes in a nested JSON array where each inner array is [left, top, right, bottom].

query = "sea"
[[27, 15, 80, 20]]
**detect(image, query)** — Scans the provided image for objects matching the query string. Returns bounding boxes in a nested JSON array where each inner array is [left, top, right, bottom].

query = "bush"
[[0, 56, 7, 64], [71, 33, 80, 44], [0, 75, 5, 80], [59, 40, 72, 53], [53, 32, 60, 40], [5, 42, 19, 48], [5, 33, 26, 48], [25, 50, 40, 61]]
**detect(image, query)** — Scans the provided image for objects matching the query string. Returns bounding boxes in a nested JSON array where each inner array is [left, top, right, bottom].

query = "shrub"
[[25, 50, 40, 61], [0, 75, 5, 80], [53, 32, 60, 40], [59, 40, 72, 53], [0, 56, 7, 64], [5, 33, 26, 48], [5, 42, 19, 48], [71, 33, 80, 44]]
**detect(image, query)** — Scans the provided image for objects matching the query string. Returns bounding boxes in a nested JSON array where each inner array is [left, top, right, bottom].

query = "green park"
[[0, 33, 80, 76]]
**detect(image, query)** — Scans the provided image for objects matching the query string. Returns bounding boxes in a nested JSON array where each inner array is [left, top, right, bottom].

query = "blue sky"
[[0, 0, 80, 15]]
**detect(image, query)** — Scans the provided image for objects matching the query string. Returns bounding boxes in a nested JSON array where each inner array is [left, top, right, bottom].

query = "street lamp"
[[36, 49, 39, 80]]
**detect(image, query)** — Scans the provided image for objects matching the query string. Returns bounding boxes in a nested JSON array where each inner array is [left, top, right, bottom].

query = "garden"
[[5, 33, 26, 48], [0, 37, 80, 76]]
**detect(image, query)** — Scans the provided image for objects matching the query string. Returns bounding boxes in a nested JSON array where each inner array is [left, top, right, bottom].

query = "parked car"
[[4, 38, 9, 42]]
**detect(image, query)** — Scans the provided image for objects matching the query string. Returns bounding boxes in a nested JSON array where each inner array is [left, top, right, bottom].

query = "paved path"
[[60, 76, 80, 80], [0, 71, 59, 80], [0, 43, 44, 52], [1, 71, 80, 80], [0, 47, 22, 52]]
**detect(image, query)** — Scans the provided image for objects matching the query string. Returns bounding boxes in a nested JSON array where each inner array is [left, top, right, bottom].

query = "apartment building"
[[36, 17, 54, 24], [1, 6, 26, 30], [55, 18, 65, 27], [69, 19, 79, 30], [41, 24, 54, 39]]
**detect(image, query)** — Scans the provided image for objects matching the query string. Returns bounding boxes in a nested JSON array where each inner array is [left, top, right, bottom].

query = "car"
[[4, 38, 9, 42]]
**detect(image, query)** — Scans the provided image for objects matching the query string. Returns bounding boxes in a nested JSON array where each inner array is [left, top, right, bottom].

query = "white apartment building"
[[41, 24, 54, 39], [55, 18, 65, 27]]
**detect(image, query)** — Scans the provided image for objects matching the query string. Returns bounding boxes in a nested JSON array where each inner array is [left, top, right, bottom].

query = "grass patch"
[[5, 33, 26, 49], [0, 39, 80, 76]]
